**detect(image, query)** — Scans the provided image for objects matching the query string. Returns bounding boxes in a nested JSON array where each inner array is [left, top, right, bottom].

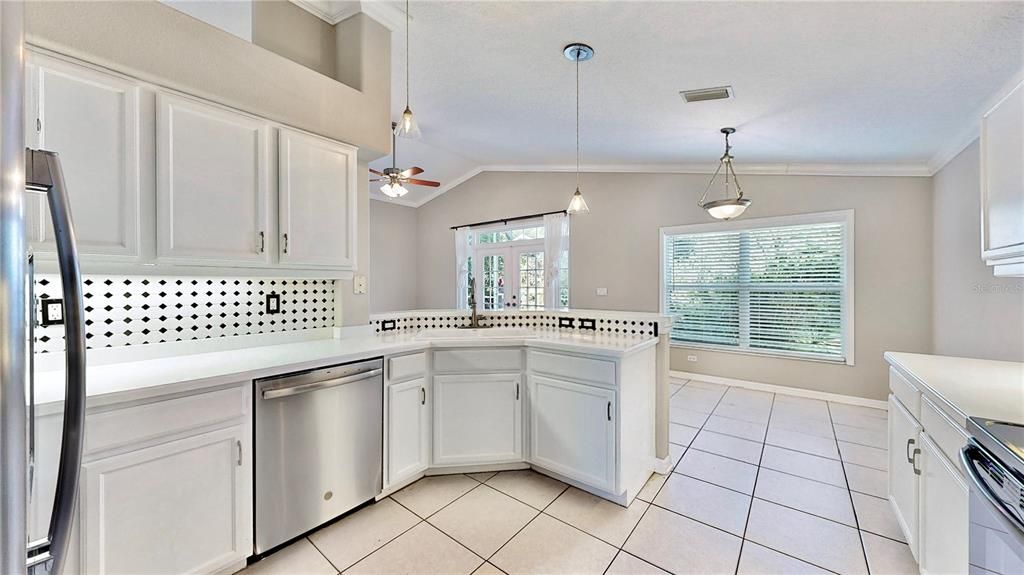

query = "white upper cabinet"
[[981, 79, 1024, 276], [26, 54, 141, 259], [156, 93, 271, 266], [278, 128, 358, 270]]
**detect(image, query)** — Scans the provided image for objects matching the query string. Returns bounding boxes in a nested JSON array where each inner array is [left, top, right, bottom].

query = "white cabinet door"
[[278, 128, 357, 269], [889, 394, 922, 558], [26, 54, 140, 259], [919, 433, 969, 575], [981, 79, 1024, 271], [157, 93, 271, 266], [433, 374, 522, 466], [387, 377, 429, 487], [80, 425, 251, 574], [529, 374, 616, 492]]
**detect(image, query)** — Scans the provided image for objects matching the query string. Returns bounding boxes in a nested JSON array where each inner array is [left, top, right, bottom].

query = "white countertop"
[[884, 352, 1024, 425], [34, 329, 658, 409]]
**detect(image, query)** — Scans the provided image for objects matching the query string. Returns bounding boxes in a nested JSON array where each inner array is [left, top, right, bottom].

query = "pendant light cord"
[[405, 0, 410, 109], [575, 51, 580, 191]]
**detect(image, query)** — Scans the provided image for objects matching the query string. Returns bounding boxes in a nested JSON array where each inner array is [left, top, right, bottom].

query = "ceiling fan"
[[370, 122, 440, 198]]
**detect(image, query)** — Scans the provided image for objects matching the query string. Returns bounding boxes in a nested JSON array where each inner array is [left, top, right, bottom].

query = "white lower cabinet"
[[432, 373, 522, 466], [79, 425, 251, 574], [387, 377, 429, 487], [888, 394, 922, 558], [529, 374, 616, 492], [918, 433, 969, 575]]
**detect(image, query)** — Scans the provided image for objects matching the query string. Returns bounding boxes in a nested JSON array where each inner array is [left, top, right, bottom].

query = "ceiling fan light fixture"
[[567, 187, 590, 214], [380, 182, 409, 198], [698, 127, 751, 220]]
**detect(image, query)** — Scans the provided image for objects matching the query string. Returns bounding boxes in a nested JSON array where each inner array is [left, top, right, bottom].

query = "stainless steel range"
[[962, 417, 1024, 575], [254, 358, 384, 554]]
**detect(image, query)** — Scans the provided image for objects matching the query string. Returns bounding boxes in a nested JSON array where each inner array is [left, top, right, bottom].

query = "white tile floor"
[[241, 380, 918, 575]]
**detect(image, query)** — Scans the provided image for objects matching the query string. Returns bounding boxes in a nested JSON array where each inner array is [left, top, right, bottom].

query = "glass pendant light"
[[564, 43, 593, 214], [394, 0, 421, 139], [698, 127, 751, 220]]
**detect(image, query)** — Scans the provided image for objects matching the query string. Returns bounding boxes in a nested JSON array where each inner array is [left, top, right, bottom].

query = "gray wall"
[[252, 0, 337, 79], [26, 1, 392, 159], [413, 171, 934, 401], [369, 201, 420, 313], [932, 140, 1024, 361]]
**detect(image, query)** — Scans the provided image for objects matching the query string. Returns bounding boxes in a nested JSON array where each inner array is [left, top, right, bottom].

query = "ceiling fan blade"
[[369, 168, 384, 176], [369, 178, 384, 182], [406, 178, 441, 188], [399, 166, 424, 178]]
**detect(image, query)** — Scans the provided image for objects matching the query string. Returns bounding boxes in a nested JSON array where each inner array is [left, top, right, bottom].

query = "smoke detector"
[[680, 86, 734, 103]]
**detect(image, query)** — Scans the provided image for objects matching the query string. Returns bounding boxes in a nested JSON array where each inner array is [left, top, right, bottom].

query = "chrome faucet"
[[460, 277, 488, 329]]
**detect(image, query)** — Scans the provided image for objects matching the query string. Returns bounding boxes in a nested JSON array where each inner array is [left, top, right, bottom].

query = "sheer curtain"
[[543, 213, 570, 309], [454, 227, 472, 309]]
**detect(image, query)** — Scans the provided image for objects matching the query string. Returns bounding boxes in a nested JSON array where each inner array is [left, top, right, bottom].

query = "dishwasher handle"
[[261, 368, 382, 400]]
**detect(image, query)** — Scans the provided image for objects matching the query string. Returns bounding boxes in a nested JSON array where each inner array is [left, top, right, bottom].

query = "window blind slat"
[[664, 219, 848, 360]]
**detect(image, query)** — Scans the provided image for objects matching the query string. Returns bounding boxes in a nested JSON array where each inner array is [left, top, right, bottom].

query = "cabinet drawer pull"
[[906, 438, 916, 464], [607, 401, 612, 421], [912, 447, 921, 475], [420, 387, 426, 405], [258, 231, 265, 253], [236, 440, 242, 467], [282, 233, 289, 254], [515, 382, 520, 400]]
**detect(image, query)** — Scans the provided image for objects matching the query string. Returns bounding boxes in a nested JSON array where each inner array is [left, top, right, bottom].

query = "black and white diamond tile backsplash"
[[33, 275, 335, 354]]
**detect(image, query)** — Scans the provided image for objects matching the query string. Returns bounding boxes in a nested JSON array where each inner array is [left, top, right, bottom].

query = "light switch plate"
[[354, 275, 367, 295], [595, 287, 608, 296], [265, 293, 281, 315]]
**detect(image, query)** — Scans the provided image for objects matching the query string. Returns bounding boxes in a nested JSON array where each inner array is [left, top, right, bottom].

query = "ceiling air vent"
[[680, 86, 733, 103]]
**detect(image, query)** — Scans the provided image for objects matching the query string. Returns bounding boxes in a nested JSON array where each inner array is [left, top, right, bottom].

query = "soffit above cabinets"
[[290, 0, 406, 29]]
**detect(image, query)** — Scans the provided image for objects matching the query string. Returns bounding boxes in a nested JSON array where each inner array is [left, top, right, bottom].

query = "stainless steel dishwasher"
[[255, 358, 383, 554]]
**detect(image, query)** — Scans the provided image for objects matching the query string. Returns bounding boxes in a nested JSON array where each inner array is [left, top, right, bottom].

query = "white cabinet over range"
[[25, 49, 360, 277]]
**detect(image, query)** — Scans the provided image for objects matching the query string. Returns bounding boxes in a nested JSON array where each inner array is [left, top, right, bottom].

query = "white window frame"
[[660, 210, 855, 365], [457, 218, 570, 311]]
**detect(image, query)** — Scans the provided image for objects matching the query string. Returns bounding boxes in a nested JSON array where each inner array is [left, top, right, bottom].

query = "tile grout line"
[[484, 481, 570, 567], [607, 381, 733, 575], [826, 401, 874, 575], [732, 390, 775, 575], [308, 496, 425, 574]]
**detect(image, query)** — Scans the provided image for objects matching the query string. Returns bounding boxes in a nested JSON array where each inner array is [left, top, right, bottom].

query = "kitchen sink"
[[415, 327, 533, 340]]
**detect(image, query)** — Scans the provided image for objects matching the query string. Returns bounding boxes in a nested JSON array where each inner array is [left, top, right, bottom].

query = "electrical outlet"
[[595, 287, 608, 296], [353, 275, 367, 295], [40, 298, 64, 326], [265, 292, 281, 315], [687, 355, 698, 362]]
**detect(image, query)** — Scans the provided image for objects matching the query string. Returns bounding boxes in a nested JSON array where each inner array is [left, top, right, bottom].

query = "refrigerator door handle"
[[25, 149, 86, 575]]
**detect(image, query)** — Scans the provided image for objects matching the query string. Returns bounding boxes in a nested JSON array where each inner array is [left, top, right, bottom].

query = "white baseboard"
[[653, 454, 673, 475], [670, 370, 888, 411]]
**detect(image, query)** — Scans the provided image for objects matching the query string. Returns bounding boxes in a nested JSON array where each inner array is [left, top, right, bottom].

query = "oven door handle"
[[261, 368, 382, 400], [961, 445, 1024, 543]]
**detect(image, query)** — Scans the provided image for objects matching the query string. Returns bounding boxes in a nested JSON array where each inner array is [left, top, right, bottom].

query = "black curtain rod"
[[450, 210, 567, 230]]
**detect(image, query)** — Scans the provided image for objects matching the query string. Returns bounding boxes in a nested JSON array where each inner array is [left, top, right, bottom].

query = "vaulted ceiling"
[[368, 1, 1024, 205]]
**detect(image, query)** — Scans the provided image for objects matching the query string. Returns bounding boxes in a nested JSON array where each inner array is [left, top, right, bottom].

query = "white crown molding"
[[927, 67, 1024, 175], [289, 0, 404, 30], [370, 161, 933, 208]]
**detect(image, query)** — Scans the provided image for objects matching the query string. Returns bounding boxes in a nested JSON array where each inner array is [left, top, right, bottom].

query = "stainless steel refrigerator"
[[1, 2, 87, 573]]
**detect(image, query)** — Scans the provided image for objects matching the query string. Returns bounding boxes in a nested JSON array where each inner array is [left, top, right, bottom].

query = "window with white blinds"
[[661, 211, 854, 364]]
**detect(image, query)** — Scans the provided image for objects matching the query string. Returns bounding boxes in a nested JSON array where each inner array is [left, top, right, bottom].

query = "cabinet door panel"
[[157, 93, 270, 265], [919, 433, 968, 575], [80, 426, 250, 574], [278, 128, 357, 269], [530, 374, 615, 491], [28, 55, 140, 258], [981, 80, 1024, 259], [433, 374, 521, 465], [388, 377, 428, 486], [889, 394, 921, 558]]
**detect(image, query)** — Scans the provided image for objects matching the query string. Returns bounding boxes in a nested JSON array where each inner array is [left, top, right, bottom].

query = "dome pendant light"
[[565, 43, 593, 215], [394, 0, 421, 139], [699, 127, 751, 220]]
